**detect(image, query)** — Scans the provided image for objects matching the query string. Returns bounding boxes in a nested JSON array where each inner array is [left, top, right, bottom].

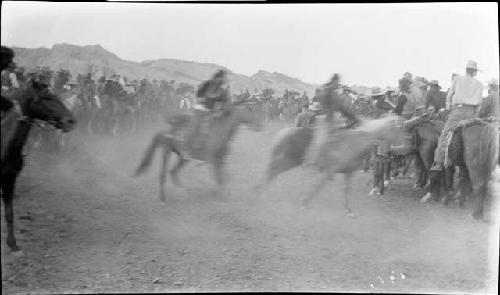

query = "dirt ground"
[[2, 121, 499, 294]]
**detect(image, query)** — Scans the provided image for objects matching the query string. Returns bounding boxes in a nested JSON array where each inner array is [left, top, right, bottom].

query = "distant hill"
[[11, 43, 319, 96]]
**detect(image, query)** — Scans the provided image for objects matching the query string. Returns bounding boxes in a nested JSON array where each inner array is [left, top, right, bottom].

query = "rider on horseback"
[[430, 61, 484, 171], [478, 78, 499, 123], [184, 69, 230, 155], [1, 46, 16, 113], [320, 73, 360, 130]]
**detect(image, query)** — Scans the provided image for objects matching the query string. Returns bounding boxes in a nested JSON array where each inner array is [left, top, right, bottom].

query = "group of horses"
[[1, 75, 498, 253]]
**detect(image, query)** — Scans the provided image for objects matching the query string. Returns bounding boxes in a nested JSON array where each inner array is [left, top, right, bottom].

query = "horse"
[[133, 101, 263, 201], [255, 113, 406, 217], [1, 79, 76, 251], [428, 120, 498, 220]]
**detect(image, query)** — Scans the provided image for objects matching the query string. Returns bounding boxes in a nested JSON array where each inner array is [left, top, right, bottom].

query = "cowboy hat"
[[428, 80, 439, 86], [309, 101, 321, 111], [370, 87, 386, 97], [403, 72, 413, 81], [466, 60, 480, 71]]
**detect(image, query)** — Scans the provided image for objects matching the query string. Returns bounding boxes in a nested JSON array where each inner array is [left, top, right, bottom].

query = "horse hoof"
[[7, 243, 20, 253], [420, 193, 431, 203], [368, 188, 378, 196], [346, 212, 356, 218], [472, 212, 484, 220]]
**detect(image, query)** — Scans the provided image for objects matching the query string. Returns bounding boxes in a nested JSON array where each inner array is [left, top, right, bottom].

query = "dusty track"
[[2, 121, 499, 294]]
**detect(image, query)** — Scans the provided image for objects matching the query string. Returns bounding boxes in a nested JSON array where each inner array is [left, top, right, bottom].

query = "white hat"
[[466, 60, 479, 71], [370, 87, 386, 97], [487, 78, 499, 86]]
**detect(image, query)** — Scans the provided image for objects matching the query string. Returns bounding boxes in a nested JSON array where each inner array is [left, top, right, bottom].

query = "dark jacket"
[[425, 88, 446, 111]]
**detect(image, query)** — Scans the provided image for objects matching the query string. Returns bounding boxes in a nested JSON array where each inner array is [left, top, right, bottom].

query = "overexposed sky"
[[1, 2, 499, 89]]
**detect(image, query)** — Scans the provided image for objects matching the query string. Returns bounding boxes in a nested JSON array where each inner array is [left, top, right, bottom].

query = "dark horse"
[[256, 114, 406, 217], [133, 102, 263, 201], [1, 79, 76, 251], [429, 121, 498, 220]]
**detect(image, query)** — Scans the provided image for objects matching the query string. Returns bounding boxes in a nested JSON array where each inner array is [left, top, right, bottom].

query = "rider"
[[295, 101, 320, 127], [478, 78, 499, 123], [430, 61, 484, 171], [1, 46, 16, 113], [184, 69, 230, 153], [393, 77, 418, 120], [425, 80, 446, 113], [320, 73, 360, 129]]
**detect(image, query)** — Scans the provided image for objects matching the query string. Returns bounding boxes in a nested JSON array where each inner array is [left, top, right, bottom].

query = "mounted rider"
[[478, 78, 499, 123], [430, 60, 484, 171], [295, 101, 321, 127], [1, 46, 16, 113], [184, 69, 230, 153], [394, 76, 418, 120], [319, 73, 360, 129], [425, 80, 446, 114]]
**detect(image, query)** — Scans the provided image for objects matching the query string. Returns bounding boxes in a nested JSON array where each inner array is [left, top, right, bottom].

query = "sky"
[[1, 2, 499, 89]]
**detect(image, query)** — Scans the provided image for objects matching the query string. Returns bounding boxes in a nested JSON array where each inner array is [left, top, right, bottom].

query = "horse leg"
[[256, 156, 302, 195], [159, 146, 171, 202], [369, 159, 381, 196], [471, 185, 487, 220], [402, 154, 414, 176], [440, 165, 455, 205], [457, 166, 471, 207], [2, 176, 20, 251], [343, 172, 355, 217], [383, 159, 391, 192], [302, 169, 334, 207], [211, 160, 226, 198]]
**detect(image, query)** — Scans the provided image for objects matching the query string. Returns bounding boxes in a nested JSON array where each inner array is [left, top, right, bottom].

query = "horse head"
[[16, 78, 76, 132], [356, 113, 407, 146]]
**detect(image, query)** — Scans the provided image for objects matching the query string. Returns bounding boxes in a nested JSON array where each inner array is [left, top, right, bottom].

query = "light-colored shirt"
[[446, 75, 483, 108], [410, 85, 425, 107]]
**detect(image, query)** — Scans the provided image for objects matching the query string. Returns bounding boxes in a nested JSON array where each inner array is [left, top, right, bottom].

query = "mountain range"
[[11, 43, 324, 96]]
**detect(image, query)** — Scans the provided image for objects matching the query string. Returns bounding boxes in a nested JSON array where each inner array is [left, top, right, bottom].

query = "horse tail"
[[477, 124, 499, 181], [133, 132, 170, 177]]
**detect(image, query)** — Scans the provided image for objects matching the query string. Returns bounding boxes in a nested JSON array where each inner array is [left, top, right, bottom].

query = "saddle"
[[444, 118, 488, 167]]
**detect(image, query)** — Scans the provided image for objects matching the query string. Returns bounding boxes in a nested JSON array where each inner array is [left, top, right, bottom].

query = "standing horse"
[[256, 114, 406, 216], [1, 79, 76, 251], [429, 121, 498, 220], [133, 102, 263, 201]]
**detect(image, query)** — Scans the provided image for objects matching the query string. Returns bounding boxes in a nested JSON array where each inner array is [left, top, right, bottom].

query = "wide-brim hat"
[[466, 60, 480, 71], [370, 87, 387, 97], [309, 102, 321, 111]]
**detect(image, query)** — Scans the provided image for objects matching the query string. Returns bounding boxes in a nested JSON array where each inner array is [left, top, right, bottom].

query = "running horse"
[[133, 101, 263, 201], [1, 78, 76, 251], [429, 119, 498, 220], [255, 113, 406, 217]]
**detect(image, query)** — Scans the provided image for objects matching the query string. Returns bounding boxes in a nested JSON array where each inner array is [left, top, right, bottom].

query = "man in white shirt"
[[430, 61, 484, 171]]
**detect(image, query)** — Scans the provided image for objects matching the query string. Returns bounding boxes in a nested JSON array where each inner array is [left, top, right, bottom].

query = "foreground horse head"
[[16, 79, 76, 132], [1, 78, 76, 251]]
